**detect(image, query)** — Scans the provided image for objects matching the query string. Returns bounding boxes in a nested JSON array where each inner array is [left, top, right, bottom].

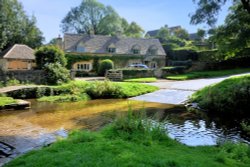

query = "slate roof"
[[0, 44, 35, 60], [64, 34, 166, 56], [146, 26, 182, 37]]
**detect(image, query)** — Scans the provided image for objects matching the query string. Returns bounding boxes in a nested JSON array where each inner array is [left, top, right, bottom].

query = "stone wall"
[[0, 70, 45, 84]]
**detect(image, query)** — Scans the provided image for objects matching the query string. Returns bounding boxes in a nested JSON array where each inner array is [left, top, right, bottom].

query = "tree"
[[0, 0, 44, 51], [61, 0, 120, 35], [197, 28, 206, 40], [190, 0, 250, 26], [173, 28, 189, 40], [35, 46, 70, 85], [35, 45, 67, 69], [156, 27, 170, 42], [98, 59, 114, 76], [212, 3, 250, 57], [124, 22, 145, 38]]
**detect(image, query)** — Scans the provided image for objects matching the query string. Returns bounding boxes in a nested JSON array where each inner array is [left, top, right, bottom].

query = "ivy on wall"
[[65, 53, 144, 70]]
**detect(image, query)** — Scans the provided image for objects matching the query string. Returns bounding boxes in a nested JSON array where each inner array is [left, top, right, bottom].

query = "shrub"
[[35, 45, 67, 69], [191, 75, 250, 116], [43, 63, 70, 85], [98, 59, 114, 76]]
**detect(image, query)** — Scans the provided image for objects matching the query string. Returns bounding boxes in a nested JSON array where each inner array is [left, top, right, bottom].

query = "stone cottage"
[[0, 44, 35, 71], [57, 34, 166, 73]]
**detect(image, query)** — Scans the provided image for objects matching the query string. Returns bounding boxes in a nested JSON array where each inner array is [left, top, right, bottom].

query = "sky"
[[18, 0, 231, 43]]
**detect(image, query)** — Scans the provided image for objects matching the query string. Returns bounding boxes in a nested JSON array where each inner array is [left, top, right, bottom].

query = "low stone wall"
[[0, 70, 45, 84]]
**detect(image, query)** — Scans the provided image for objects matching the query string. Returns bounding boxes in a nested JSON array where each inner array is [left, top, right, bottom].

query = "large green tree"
[[213, 3, 250, 57], [191, 0, 250, 26], [61, 0, 144, 37], [0, 0, 44, 51]]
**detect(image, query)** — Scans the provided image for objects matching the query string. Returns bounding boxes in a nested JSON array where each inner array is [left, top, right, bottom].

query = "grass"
[[0, 96, 16, 107], [5, 111, 250, 167], [37, 80, 159, 102], [123, 77, 157, 83], [190, 74, 250, 116], [166, 68, 250, 80], [38, 94, 90, 102]]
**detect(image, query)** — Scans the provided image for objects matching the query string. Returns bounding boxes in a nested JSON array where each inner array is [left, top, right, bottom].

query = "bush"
[[98, 59, 114, 76], [162, 66, 187, 74], [43, 63, 70, 85], [35, 45, 67, 69], [191, 75, 250, 116]]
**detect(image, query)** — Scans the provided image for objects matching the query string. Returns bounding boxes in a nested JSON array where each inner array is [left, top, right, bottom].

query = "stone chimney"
[[56, 34, 63, 50]]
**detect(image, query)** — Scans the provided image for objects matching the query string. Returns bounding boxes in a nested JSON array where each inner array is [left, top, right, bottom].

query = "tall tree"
[[190, 0, 250, 26], [213, 3, 250, 56], [61, 0, 120, 35], [197, 28, 206, 40], [0, 0, 43, 51], [124, 22, 145, 38], [173, 28, 189, 40]]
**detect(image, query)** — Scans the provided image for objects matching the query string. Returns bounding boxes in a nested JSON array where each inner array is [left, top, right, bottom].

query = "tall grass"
[[5, 108, 250, 167]]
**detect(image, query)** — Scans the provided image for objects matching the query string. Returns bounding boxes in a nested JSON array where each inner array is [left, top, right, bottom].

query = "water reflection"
[[0, 99, 249, 150]]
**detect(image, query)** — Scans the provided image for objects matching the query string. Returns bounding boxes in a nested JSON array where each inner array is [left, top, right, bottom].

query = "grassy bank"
[[166, 68, 250, 80], [123, 78, 157, 83], [38, 81, 159, 102], [191, 74, 250, 116], [5, 113, 250, 167], [0, 97, 16, 107]]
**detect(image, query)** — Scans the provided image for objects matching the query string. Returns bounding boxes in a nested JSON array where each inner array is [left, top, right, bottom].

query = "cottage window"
[[108, 47, 116, 53], [77, 63, 91, 71], [150, 62, 157, 69], [76, 42, 85, 53], [132, 45, 141, 55], [148, 45, 158, 55], [132, 49, 140, 54]]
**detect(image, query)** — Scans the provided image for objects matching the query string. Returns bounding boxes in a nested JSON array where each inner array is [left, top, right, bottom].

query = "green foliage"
[[0, 0, 43, 51], [166, 68, 250, 80], [35, 45, 67, 69], [116, 69, 154, 79], [38, 94, 90, 103], [0, 97, 16, 107], [123, 78, 157, 83], [85, 80, 121, 98], [61, 0, 144, 37], [162, 66, 187, 75], [191, 74, 250, 116], [5, 110, 250, 167], [241, 121, 250, 136], [43, 63, 70, 85], [124, 21, 145, 38], [65, 54, 143, 70], [5, 79, 21, 86], [98, 59, 114, 76]]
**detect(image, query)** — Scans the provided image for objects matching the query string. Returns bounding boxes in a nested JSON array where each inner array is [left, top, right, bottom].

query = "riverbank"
[[166, 68, 250, 80], [5, 113, 250, 167]]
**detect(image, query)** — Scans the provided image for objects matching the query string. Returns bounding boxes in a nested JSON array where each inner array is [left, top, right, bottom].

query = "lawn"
[[190, 74, 250, 116], [166, 68, 250, 80], [38, 81, 159, 102], [0, 97, 16, 107], [5, 113, 250, 167], [123, 77, 157, 83]]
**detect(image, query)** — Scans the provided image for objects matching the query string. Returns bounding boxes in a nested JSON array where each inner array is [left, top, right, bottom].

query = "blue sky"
[[18, 0, 231, 43]]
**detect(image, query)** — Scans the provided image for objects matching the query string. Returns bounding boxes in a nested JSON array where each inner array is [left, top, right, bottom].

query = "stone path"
[[0, 85, 40, 94], [131, 73, 250, 105]]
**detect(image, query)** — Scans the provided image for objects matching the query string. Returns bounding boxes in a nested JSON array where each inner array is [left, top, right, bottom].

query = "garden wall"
[[0, 70, 45, 84]]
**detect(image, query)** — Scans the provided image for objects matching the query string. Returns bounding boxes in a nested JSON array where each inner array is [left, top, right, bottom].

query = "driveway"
[[131, 73, 250, 105]]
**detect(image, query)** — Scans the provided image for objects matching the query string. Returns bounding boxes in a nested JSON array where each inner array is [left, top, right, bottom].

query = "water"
[[0, 99, 249, 163]]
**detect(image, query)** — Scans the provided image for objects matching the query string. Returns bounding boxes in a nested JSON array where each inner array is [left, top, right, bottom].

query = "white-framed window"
[[76, 63, 92, 71], [108, 47, 116, 53], [132, 49, 140, 54]]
